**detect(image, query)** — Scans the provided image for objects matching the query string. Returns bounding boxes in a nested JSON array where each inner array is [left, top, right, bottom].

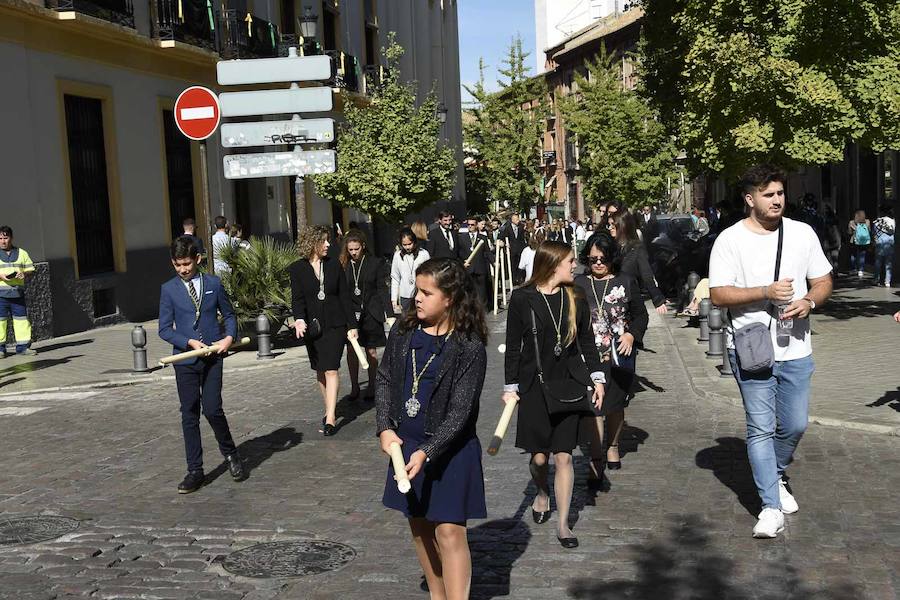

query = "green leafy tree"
[[560, 49, 677, 210], [313, 34, 456, 223], [640, 0, 900, 178], [465, 39, 547, 213]]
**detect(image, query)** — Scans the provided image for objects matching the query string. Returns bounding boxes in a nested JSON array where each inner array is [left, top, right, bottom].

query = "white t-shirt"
[[709, 218, 832, 361], [212, 231, 234, 274], [519, 247, 536, 281]]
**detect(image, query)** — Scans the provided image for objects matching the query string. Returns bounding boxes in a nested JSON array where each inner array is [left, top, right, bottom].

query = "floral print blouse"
[[574, 274, 649, 364]]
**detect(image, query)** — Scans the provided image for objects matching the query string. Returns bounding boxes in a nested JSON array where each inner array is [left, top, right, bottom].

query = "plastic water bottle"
[[776, 304, 793, 336]]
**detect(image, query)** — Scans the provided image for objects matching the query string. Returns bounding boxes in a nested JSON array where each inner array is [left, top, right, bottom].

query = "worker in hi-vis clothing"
[[0, 226, 36, 356]]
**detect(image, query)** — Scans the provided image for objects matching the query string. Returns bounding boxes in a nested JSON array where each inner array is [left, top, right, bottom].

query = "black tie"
[[445, 228, 453, 249]]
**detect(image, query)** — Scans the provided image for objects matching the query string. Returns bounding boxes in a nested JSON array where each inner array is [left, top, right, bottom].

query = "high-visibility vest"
[[0, 247, 35, 295]]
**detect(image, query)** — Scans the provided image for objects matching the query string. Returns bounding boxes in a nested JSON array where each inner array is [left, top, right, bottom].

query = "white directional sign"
[[223, 149, 336, 179], [217, 54, 332, 86], [219, 87, 333, 118], [220, 119, 335, 147]]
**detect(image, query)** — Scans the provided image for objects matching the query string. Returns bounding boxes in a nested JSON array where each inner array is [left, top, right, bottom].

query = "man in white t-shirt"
[[211, 215, 234, 276], [709, 164, 833, 540]]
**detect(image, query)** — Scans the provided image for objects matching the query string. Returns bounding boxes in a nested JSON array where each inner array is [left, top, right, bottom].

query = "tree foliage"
[[313, 34, 456, 223], [464, 38, 547, 213], [640, 0, 900, 178], [218, 236, 298, 329], [560, 49, 677, 210]]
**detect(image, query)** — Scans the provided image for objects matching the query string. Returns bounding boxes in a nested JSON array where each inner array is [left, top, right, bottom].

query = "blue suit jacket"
[[158, 273, 237, 365]]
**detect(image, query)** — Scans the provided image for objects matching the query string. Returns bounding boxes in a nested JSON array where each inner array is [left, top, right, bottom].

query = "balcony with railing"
[[219, 9, 279, 59], [363, 64, 382, 94], [564, 141, 579, 173], [152, 0, 216, 50], [47, 0, 134, 28], [327, 51, 360, 93]]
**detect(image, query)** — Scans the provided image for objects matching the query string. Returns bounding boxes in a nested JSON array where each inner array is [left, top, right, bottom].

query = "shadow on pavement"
[[695, 437, 760, 517], [206, 426, 303, 483], [867, 387, 900, 412], [634, 374, 666, 394], [333, 393, 376, 434], [32, 338, 94, 353], [567, 515, 862, 599], [0, 377, 25, 389], [0, 355, 85, 378]]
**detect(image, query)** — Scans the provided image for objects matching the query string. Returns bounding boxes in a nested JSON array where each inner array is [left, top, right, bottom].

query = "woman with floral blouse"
[[575, 231, 648, 486]]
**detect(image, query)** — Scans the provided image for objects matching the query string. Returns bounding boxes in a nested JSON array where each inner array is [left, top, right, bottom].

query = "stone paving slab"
[[665, 279, 900, 436], [0, 313, 897, 598]]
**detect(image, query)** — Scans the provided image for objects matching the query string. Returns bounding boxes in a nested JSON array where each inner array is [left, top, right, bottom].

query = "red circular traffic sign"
[[174, 86, 220, 141]]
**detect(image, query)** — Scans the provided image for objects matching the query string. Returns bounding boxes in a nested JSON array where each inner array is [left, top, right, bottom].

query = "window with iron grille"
[[162, 110, 196, 240], [63, 94, 115, 277]]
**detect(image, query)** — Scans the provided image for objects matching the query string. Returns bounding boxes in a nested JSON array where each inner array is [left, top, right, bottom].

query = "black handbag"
[[305, 317, 323, 341], [530, 309, 594, 416]]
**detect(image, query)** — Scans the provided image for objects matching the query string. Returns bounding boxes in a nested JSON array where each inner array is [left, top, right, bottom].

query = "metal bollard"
[[687, 271, 701, 294], [256, 314, 274, 360], [697, 298, 711, 343], [706, 307, 724, 358], [131, 325, 149, 372], [720, 346, 734, 378]]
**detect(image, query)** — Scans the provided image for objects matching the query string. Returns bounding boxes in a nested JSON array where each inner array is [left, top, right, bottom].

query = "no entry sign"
[[174, 86, 220, 141]]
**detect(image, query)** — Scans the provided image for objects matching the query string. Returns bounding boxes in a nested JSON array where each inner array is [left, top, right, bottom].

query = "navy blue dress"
[[382, 329, 487, 522]]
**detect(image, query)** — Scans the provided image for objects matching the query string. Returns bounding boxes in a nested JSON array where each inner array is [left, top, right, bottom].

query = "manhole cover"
[[222, 540, 357, 578], [0, 516, 80, 545]]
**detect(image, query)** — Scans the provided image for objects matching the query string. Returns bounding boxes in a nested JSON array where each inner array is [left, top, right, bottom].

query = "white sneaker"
[[858, 271, 865, 278], [752, 507, 785, 539], [779, 479, 799, 514]]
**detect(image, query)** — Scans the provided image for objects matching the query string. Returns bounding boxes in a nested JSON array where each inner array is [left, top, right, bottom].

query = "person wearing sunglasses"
[[575, 232, 648, 484]]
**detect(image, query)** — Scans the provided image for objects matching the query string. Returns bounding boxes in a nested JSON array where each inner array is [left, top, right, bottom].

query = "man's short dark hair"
[[171, 235, 200, 260], [214, 216, 227, 230], [0, 225, 12, 237], [182, 217, 195, 227], [438, 211, 452, 219], [740, 164, 786, 197]]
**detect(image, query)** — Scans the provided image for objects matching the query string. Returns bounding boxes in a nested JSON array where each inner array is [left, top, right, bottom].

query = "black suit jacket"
[[427, 226, 460, 259], [500, 221, 527, 255], [503, 286, 602, 394], [457, 230, 491, 276], [343, 255, 393, 323], [289, 256, 355, 329]]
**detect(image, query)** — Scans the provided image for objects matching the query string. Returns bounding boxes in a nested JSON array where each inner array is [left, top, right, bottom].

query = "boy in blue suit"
[[159, 236, 245, 493]]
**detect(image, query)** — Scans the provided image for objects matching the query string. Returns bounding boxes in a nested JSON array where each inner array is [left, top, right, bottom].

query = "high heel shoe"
[[321, 418, 336, 436], [606, 444, 622, 470], [587, 459, 606, 490]]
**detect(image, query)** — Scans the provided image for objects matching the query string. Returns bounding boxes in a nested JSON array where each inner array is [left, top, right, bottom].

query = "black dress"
[[382, 329, 487, 522], [619, 244, 666, 308], [574, 274, 649, 415], [504, 286, 602, 454], [289, 256, 356, 371], [343, 255, 391, 349]]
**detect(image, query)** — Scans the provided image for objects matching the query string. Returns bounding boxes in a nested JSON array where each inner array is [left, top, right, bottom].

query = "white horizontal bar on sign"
[[217, 55, 332, 86], [221, 119, 335, 147], [223, 149, 336, 179], [219, 87, 333, 118], [181, 106, 216, 120]]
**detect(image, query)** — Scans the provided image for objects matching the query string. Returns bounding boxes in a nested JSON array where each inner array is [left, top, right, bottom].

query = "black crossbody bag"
[[729, 222, 783, 373], [530, 309, 594, 415]]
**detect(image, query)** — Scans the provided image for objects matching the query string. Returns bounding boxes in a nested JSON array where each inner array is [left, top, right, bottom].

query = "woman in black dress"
[[575, 232, 648, 482], [611, 211, 668, 315], [340, 230, 394, 400], [289, 226, 358, 436], [503, 241, 604, 548], [377, 258, 487, 599]]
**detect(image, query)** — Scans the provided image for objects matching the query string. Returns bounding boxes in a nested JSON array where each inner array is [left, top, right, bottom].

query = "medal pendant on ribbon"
[[317, 290, 325, 301], [405, 396, 421, 418], [354, 311, 361, 322], [553, 342, 563, 357], [354, 287, 361, 296]]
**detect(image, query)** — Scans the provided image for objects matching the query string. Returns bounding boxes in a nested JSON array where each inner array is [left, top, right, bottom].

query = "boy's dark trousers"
[[174, 355, 237, 471]]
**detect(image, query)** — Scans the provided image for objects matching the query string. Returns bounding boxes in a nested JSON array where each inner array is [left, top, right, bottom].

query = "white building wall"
[[534, 0, 616, 72]]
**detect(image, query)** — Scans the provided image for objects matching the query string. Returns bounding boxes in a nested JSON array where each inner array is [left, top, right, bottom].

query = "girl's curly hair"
[[297, 225, 330, 259], [398, 258, 488, 344], [339, 229, 369, 269]]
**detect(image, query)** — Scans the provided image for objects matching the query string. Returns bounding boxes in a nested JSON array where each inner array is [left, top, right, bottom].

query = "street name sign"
[[174, 86, 220, 141], [219, 87, 333, 118], [220, 118, 334, 147], [223, 149, 336, 179], [216, 54, 332, 86]]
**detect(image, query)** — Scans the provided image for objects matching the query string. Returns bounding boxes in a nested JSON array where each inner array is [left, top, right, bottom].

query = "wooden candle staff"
[[348, 336, 369, 370], [159, 337, 251, 366], [389, 441, 412, 493], [487, 398, 517, 456], [463, 239, 485, 268]]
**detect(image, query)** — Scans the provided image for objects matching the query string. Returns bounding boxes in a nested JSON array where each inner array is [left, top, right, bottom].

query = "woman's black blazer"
[[289, 256, 356, 330], [343, 256, 393, 323]]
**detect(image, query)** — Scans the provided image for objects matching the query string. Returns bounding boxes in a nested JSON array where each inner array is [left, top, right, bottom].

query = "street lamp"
[[298, 6, 317, 39], [436, 102, 448, 124]]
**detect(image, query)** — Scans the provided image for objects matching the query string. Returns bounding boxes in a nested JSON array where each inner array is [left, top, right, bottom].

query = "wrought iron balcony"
[[363, 64, 382, 94], [47, 0, 134, 28], [219, 9, 279, 59], [326, 51, 360, 93], [543, 150, 557, 167], [153, 0, 216, 50], [564, 141, 579, 173]]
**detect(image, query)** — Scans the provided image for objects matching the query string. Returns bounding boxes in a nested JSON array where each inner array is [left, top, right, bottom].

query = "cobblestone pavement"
[[0, 312, 897, 599], [669, 278, 900, 435]]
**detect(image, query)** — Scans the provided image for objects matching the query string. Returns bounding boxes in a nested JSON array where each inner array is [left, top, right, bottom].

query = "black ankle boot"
[[225, 453, 246, 481], [177, 470, 205, 494]]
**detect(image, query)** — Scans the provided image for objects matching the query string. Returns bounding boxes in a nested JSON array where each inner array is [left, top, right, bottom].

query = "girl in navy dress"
[[376, 258, 488, 600]]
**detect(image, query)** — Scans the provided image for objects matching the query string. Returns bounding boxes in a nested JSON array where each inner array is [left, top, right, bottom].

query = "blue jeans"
[[728, 351, 815, 509], [874, 237, 893, 284], [851, 247, 867, 273]]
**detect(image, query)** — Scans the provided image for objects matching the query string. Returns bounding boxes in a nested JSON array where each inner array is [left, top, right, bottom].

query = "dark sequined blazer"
[[375, 322, 487, 461]]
